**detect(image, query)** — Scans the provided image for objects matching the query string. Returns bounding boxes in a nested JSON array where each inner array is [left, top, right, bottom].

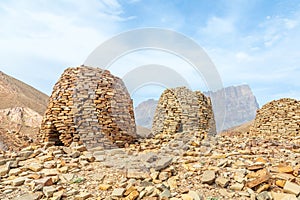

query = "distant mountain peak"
[[205, 84, 259, 131], [135, 99, 158, 129]]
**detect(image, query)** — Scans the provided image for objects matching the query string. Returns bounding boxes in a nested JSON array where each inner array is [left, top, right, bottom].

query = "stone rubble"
[[2, 77, 300, 200], [0, 130, 300, 199]]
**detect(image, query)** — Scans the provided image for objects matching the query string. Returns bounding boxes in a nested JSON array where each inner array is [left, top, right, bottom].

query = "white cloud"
[[127, 0, 141, 3], [102, 0, 122, 11], [0, 0, 134, 94], [0, 0, 299, 106], [200, 16, 235, 37], [235, 52, 251, 62], [284, 19, 298, 29], [198, 3, 300, 105], [258, 15, 300, 48]]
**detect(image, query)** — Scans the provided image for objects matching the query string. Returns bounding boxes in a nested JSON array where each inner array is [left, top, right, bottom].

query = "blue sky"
[[0, 0, 300, 107]]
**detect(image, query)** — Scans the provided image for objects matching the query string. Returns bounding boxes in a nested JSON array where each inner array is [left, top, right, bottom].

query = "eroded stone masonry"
[[250, 98, 300, 136], [152, 87, 216, 137], [40, 66, 136, 149]]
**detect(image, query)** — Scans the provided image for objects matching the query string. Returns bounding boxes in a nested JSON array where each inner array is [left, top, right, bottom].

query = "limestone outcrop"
[[205, 84, 259, 131]]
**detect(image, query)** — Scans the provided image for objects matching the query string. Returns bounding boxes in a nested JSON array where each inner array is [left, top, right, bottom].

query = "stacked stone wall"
[[250, 98, 300, 136], [40, 66, 136, 149], [152, 87, 216, 137]]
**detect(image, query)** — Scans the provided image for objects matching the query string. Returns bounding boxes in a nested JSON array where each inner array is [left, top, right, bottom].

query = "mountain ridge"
[[205, 84, 259, 130], [0, 71, 48, 115]]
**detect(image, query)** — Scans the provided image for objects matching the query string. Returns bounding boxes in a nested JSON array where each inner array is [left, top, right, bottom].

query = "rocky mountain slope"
[[135, 84, 259, 132], [220, 120, 254, 137], [206, 84, 259, 131], [135, 99, 158, 129], [0, 107, 43, 150], [0, 71, 48, 150], [0, 107, 42, 128], [0, 71, 48, 115]]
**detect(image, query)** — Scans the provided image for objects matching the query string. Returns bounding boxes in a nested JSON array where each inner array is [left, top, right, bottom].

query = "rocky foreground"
[[1, 132, 300, 200]]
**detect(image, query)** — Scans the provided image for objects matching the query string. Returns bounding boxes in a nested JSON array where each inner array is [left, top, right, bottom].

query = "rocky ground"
[[0, 107, 43, 151], [1, 131, 300, 200]]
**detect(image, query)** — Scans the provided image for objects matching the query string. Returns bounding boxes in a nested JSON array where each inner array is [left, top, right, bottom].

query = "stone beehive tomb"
[[250, 98, 300, 136], [152, 87, 216, 137], [40, 66, 136, 149]]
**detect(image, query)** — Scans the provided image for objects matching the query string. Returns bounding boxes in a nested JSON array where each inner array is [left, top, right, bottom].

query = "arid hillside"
[[0, 71, 48, 150], [0, 71, 48, 115]]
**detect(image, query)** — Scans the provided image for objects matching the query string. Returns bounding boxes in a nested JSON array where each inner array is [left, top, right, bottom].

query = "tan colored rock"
[[275, 180, 286, 188], [52, 190, 64, 200], [256, 184, 270, 193], [141, 197, 158, 200], [38, 155, 53, 162], [74, 192, 92, 200], [277, 166, 294, 173], [247, 163, 265, 171], [111, 188, 126, 197], [35, 177, 53, 186], [0, 165, 9, 176], [201, 170, 216, 185], [187, 191, 202, 200], [247, 168, 268, 179], [43, 161, 56, 169], [230, 183, 244, 191], [11, 193, 41, 200], [58, 166, 68, 173], [158, 171, 169, 181], [276, 173, 295, 181], [256, 191, 272, 200], [215, 176, 229, 188], [41, 169, 59, 176], [43, 186, 57, 198], [219, 188, 235, 197], [12, 177, 26, 186], [270, 165, 294, 174], [246, 174, 270, 188], [181, 194, 193, 200], [150, 171, 159, 180], [98, 184, 112, 191], [271, 192, 297, 200], [126, 190, 139, 200], [167, 176, 178, 189], [28, 163, 43, 172], [127, 169, 150, 179], [74, 145, 87, 152], [255, 157, 268, 164], [8, 168, 21, 176], [283, 181, 300, 195], [124, 186, 136, 196]]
